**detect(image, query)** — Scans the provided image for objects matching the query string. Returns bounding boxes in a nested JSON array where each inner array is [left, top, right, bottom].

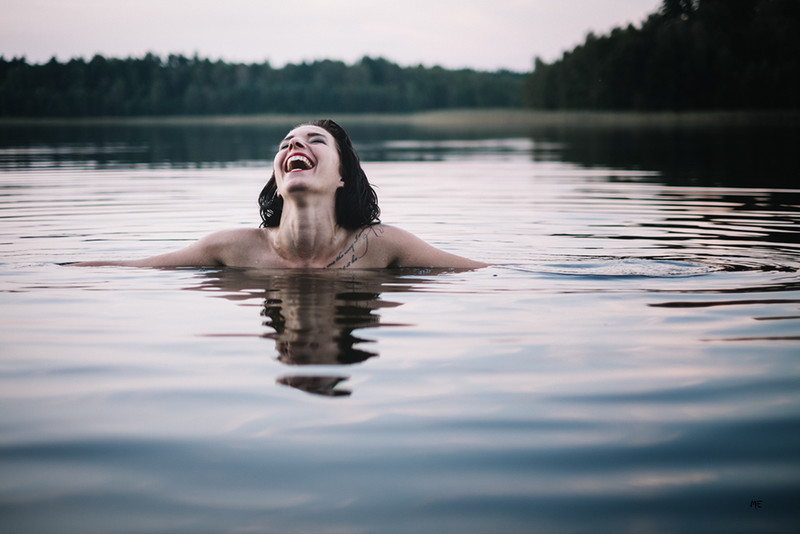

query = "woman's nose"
[[289, 138, 305, 150]]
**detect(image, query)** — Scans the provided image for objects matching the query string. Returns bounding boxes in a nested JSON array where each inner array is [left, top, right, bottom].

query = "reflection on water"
[[0, 123, 287, 168], [192, 268, 427, 396], [2, 117, 798, 190], [527, 122, 800, 189], [1, 118, 799, 533]]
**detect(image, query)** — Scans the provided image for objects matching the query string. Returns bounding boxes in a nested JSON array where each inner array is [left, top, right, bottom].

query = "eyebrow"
[[281, 132, 327, 144]]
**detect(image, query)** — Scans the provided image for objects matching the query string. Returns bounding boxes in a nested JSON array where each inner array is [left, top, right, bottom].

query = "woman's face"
[[273, 125, 343, 197]]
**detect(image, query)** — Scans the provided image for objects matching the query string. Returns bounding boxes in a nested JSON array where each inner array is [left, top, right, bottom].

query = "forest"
[[0, 55, 524, 117], [1, 0, 797, 117], [524, 0, 800, 110]]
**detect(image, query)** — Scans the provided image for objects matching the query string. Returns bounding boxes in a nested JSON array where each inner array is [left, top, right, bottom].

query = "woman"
[[78, 119, 486, 269]]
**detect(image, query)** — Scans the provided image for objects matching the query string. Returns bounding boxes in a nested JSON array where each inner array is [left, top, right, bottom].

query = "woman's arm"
[[73, 230, 236, 267]]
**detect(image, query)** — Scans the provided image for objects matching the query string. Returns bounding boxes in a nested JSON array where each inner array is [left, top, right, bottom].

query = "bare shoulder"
[[201, 227, 265, 247], [205, 227, 272, 266], [168, 227, 272, 268], [371, 224, 413, 240], [369, 224, 433, 245], [370, 224, 487, 269]]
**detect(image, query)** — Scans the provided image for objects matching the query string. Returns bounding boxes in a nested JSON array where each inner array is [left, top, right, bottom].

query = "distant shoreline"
[[1, 109, 797, 128]]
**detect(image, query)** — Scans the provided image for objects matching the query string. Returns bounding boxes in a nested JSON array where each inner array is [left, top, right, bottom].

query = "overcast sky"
[[1, 0, 661, 72]]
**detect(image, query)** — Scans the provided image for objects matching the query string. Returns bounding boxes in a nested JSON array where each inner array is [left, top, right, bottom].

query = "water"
[[1, 118, 799, 533]]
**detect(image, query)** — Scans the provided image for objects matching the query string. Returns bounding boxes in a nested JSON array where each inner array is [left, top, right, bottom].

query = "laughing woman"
[[77, 119, 486, 270]]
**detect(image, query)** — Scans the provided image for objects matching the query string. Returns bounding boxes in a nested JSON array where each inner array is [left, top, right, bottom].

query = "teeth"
[[286, 155, 313, 172]]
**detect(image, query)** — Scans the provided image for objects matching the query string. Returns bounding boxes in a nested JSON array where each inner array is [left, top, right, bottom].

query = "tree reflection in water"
[[192, 268, 437, 397]]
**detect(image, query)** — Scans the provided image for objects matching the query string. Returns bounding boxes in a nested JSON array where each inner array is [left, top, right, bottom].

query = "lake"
[[1, 113, 799, 533]]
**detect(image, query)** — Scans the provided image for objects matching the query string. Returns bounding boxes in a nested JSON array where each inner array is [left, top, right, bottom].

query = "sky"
[[1, 0, 661, 72]]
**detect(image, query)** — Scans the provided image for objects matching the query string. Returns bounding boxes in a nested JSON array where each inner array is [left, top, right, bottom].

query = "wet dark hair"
[[258, 119, 380, 229]]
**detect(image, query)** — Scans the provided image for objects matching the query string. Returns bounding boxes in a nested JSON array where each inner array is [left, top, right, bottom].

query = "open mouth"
[[285, 154, 314, 172]]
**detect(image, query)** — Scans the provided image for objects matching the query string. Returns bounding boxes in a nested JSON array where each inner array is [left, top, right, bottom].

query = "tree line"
[[4, 0, 797, 117], [524, 0, 800, 110], [0, 55, 524, 117]]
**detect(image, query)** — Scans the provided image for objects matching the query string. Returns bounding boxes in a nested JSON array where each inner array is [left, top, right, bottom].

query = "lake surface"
[[1, 116, 799, 533]]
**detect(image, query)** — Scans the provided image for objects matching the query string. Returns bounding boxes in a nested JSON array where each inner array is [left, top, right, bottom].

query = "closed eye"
[[278, 131, 328, 150]]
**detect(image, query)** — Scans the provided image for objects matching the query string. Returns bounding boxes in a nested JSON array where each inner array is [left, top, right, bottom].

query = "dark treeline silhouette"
[[524, 0, 800, 110], [0, 54, 524, 117], [5, 0, 797, 117]]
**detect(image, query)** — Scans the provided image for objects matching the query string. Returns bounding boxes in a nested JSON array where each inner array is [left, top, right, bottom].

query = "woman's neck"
[[273, 200, 346, 264]]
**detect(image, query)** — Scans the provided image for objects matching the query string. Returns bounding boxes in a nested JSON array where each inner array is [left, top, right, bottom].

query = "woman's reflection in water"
[[263, 274, 389, 396], [194, 268, 423, 397]]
